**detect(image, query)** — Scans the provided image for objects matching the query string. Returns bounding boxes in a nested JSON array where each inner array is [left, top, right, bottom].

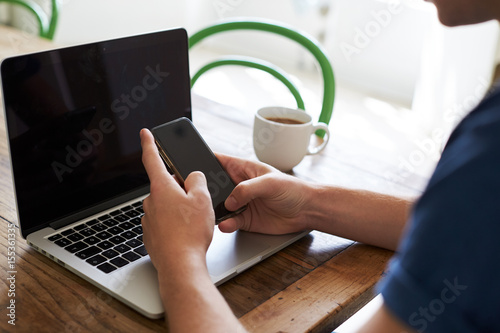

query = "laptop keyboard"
[[47, 201, 147, 274]]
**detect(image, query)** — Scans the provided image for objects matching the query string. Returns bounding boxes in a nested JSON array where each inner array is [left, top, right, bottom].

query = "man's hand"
[[140, 129, 245, 333], [217, 154, 316, 235], [217, 153, 412, 251], [140, 128, 215, 274]]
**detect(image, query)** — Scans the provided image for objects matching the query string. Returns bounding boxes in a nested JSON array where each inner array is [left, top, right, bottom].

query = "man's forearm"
[[157, 253, 246, 333], [305, 185, 414, 251]]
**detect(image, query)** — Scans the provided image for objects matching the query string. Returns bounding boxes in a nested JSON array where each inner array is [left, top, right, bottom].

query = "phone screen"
[[151, 117, 246, 222]]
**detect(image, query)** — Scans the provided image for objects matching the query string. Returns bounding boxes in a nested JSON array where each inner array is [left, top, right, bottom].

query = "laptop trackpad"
[[207, 228, 270, 278]]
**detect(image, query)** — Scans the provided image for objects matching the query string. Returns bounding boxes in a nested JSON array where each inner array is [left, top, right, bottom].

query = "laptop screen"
[[1, 29, 191, 237]]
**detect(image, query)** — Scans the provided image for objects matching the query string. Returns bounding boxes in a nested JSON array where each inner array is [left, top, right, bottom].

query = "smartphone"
[[151, 117, 246, 223]]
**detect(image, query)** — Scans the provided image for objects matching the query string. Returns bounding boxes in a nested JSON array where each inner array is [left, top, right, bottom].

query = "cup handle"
[[307, 123, 330, 155]]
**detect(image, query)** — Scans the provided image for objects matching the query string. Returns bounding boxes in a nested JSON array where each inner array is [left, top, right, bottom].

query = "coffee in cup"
[[265, 117, 305, 125], [253, 106, 330, 171]]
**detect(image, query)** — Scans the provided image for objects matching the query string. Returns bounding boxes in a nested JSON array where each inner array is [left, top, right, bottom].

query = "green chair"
[[188, 18, 336, 137], [0, 0, 59, 40]]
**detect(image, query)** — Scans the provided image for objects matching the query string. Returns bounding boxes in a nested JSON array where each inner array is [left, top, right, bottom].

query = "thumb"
[[219, 175, 276, 233], [217, 218, 241, 233], [225, 174, 278, 211], [224, 177, 263, 211]]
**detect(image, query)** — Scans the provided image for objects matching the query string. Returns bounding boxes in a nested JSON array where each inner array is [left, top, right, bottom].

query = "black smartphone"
[[151, 117, 246, 223]]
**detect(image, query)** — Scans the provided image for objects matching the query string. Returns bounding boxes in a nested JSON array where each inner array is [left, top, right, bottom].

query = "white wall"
[[325, 0, 433, 105], [54, 0, 190, 45], [9, 0, 190, 45], [413, 19, 499, 139]]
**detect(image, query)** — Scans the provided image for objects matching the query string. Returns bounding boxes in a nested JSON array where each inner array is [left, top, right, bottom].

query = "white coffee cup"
[[253, 106, 330, 171]]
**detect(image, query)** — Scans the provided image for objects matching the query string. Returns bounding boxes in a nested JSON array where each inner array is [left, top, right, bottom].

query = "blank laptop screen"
[[1, 29, 191, 236]]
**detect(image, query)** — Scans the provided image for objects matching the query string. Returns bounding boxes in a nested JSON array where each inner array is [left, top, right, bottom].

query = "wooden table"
[[0, 25, 428, 332]]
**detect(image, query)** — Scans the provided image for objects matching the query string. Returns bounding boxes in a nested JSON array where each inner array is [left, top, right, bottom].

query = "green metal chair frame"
[[188, 18, 336, 137], [191, 55, 306, 111], [0, 0, 59, 40]]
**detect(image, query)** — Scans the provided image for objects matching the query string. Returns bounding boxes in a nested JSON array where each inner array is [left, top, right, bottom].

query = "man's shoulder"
[[446, 83, 500, 151]]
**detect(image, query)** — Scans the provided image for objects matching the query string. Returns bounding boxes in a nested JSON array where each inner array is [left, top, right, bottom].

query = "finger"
[[217, 218, 239, 233], [214, 153, 244, 182], [140, 128, 174, 185], [218, 206, 253, 232], [184, 171, 209, 197], [224, 175, 273, 211], [216, 153, 274, 183]]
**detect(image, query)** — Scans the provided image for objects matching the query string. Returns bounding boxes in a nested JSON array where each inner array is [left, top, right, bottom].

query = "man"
[[140, 0, 500, 331]]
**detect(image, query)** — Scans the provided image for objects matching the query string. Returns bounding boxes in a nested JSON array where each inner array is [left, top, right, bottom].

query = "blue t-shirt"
[[379, 86, 500, 332]]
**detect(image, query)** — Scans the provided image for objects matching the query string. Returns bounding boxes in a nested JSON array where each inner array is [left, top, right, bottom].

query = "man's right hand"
[[217, 154, 316, 235]]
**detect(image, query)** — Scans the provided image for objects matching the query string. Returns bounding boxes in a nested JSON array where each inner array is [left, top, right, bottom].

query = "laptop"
[[0, 28, 307, 319]]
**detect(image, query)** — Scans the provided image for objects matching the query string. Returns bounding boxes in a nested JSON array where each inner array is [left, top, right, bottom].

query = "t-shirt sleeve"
[[378, 100, 500, 332]]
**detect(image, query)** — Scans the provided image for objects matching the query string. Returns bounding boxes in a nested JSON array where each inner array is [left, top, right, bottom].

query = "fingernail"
[[225, 195, 237, 210]]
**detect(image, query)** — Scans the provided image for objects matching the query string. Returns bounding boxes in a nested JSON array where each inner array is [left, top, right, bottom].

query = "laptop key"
[[109, 236, 126, 245], [120, 231, 136, 240], [86, 219, 99, 226], [134, 245, 148, 256], [65, 241, 88, 253], [125, 210, 141, 218], [97, 240, 114, 250], [114, 215, 128, 222], [86, 255, 107, 266], [122, 251, 141, 262], [131, 226, 143, 235], [67, 233, 84, 242], [95, 231, 113, 240], [76, 246, 100, 259], [102, 249, 119, 259], [109, 209, 122, 216], [108, 226, 124, 235], [110, 257, 129, 268], [97, 262, 117, 274], [54, 238, 72, 247], [98, 214, 111, 221], [61, 229, 75, 236], [119, 221, 135, 230], [126, 238, 142, 248], [91, 223, 107, 232], [83, 236, 100, 245], [130, 217, 142, 226], [74, 224, 87, 231], [114, 244, 131, 253], [80, 228, 96, 237], [103, 219, 119, 227], [48, 234, 63, 242]]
